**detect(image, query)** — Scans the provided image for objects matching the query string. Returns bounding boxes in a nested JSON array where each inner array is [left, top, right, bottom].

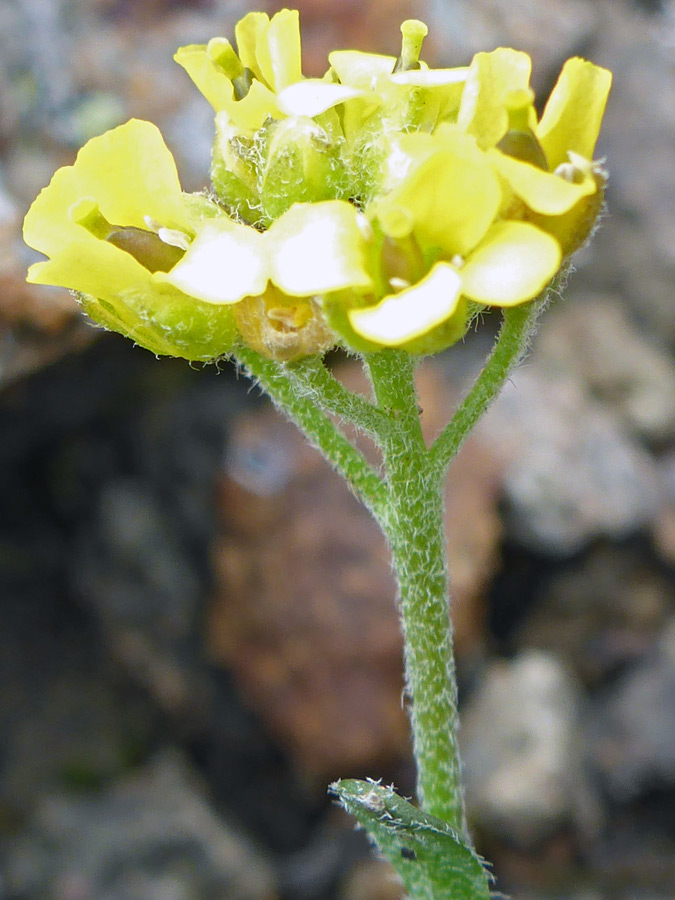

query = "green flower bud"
[[260, 116, 345, 221], [211, 113, 262, 223]]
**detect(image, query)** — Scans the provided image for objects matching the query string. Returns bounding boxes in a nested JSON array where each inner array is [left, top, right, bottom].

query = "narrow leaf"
[[332, 779, 492, 900]]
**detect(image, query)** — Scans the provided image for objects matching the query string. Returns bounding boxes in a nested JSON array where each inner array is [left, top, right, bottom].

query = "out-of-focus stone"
[[586, 618, 675, 801], [210, 404, 408, 779], [207, 359, 502, 778], [572, 0, 675, 343], [537, 297, 675, 444], [478, 365, 660, 555], [427, 0, 599, 82], [515, 544, 672, 686], [74, 477, 208, 717], [5, 752, 277, 900], [653, 451, 675, 564], [339, 857, 404, 900], [461, 651, 598, 846]]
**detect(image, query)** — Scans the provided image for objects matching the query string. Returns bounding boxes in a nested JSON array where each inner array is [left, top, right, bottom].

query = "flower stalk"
[[365, 348, 465, 831], [239, 299, 550, 840]]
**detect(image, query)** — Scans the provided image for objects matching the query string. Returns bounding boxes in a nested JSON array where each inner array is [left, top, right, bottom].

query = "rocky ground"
[[1, 0, 674, 898]]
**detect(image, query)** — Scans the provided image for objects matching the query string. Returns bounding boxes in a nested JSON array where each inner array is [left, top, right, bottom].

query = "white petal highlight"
[[349, 262, 462, 346], [156, 219, 267, 304], [268, 201, 372, 296], [277, 80, 372, 117]]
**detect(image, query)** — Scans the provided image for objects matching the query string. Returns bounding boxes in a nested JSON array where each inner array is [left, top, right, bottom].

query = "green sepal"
[[332, 779, 492, 900], [77, 283, 239, 362], [211, 117, 262, 223], [259, 116, 346, 221]]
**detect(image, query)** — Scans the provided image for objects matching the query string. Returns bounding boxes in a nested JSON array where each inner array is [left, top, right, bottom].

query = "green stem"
[[288, 355, 392, 441], [235, 347, 387, 519], [365, 350, 466, 832], [428, 299, 545, 477], [237, 296, 545, 841]]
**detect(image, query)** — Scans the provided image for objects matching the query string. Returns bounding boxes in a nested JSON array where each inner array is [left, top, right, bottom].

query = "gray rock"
[[74, 478, 206, 715], [479, 366, 660, 554], [586, 619, 675, 800], [460, 651, 599, 846], [515, 543, 672, 686], [537, 297, 675, 443], [572, 0, 675, 343], [427, 0, 599, 86], [4, 752, 277, 900]]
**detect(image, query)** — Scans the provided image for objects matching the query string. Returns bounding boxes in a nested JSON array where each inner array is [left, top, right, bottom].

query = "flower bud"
[[260, 116, 345, 221], [212, 113, 262, 223]]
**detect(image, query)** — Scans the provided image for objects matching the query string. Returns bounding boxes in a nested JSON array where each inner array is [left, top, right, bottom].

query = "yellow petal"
[[537, 58, 612, 170], [175, 44, 238, 111], [462, 221, 561, 306], [377, 127, 502, 256], [82, 120, 186, 228], [227, 79, 281, 131], [27, 234, 153, 296], [328, 50, 397, 90], [390, 67, 468, 87], [157, 218, 267, 304], [487, 148, 596, 215], [458, 48, 533, 149], [234, 11, 269, 82], [348, 262, 462, 346], [24, 120, 187, 260], [256, 9, 302, 91], [268, 201, 373, 296]]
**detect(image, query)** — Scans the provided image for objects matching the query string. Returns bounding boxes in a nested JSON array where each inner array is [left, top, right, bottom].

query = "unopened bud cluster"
[[24, 10, 611, 362]]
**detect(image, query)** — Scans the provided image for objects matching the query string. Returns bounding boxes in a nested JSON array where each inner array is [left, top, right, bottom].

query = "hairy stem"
[[235, 347, 387, 519], [365, 350, 466, 832], [288, 355, 392, 441], [428, 300, 546, 477]]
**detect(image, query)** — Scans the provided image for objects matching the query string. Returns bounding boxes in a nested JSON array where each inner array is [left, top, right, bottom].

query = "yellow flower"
[[23, 12, 612, 362], [329, 124, 561, 351], [23, 119, 243, 361], [174, 9, 302, 131], [23, 119, 373, 361], [459, 50, 612, 255]]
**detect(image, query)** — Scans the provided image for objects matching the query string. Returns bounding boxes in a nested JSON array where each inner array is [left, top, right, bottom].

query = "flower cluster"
[[24, 9, 611, 361]]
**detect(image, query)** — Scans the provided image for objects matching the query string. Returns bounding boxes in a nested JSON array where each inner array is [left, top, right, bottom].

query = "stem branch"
[[235, 348, 387, 519], [288, 355, 392, 441], [428, 301, 545, 477]]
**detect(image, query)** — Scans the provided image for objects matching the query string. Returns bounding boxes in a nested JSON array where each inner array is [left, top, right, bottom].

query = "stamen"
[[158, 227, 191, 251], [389, 277, 410, 291]]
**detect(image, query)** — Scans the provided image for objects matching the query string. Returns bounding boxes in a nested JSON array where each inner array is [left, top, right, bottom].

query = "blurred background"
[[1, 0, 674, 898]]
